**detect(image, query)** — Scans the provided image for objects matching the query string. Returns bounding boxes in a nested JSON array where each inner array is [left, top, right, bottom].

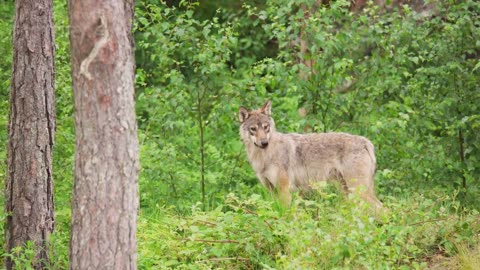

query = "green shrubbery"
[[134, 0, 480, 210], [137, 191, 479, 269], [0, 0, 479, 268]]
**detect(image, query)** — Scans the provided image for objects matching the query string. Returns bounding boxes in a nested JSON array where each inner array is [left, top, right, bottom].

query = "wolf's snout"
[[260, 139, 269, 148]]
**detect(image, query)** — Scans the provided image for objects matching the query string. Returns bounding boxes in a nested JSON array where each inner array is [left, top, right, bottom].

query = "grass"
[[134, 189, 480, 269], [447, 243, 480, 270], [1, 178, 478, 269], [1, 136, 479, 270]]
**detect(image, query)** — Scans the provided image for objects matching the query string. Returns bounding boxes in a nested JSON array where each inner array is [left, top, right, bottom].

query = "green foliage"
[[134, 1, 265, 212], [137, 191, 480, 269], [133, 0, 480, 267], [3, 241, 38, 270], [49, 1, 73, 269], [0, 1, 13, 171], [1, 237, 68, 270], [259, 0, 480, 198]]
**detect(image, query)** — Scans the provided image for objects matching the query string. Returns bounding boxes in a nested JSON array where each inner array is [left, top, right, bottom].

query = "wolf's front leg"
[[256, 173, 275, 191], [278, 171, 292, 206]]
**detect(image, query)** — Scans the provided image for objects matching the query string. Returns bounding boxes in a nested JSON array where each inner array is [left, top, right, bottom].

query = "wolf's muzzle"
[[255, 140, 269, 149]]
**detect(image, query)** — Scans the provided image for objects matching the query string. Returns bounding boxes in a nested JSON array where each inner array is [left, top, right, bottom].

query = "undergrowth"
[[137, 190, 480, 269]]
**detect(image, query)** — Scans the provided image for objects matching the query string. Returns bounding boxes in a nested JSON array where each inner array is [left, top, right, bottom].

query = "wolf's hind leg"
[[344, 175, 383, 211]]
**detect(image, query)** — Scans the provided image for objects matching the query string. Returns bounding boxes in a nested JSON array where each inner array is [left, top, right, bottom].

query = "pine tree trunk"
[[68, 1, 139, 269], [5, 0, 56, 269]]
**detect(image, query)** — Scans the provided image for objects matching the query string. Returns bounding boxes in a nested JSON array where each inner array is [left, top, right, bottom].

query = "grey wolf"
[[239, 100, 382, 210]]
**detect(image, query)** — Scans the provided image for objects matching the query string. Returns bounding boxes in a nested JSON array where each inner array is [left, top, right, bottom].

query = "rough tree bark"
[[68, 1, 139, 269], [5, 0, 56, 269]]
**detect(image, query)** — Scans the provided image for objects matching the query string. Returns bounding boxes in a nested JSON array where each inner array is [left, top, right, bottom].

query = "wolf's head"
[[239, 100, 275, 149]]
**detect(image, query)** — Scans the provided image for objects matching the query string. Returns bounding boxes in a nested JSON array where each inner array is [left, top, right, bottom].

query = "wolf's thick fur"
[[239, 100, 382, 209]]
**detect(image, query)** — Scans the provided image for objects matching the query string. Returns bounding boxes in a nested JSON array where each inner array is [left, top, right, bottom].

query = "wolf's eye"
[[263, 124, 270, 131], [250, 127, 257, 132]]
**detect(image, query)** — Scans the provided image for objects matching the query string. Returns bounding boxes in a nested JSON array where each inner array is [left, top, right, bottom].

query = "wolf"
[[239, 100, 383, 210]]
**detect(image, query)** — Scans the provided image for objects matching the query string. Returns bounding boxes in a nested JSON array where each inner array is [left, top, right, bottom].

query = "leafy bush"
[[133, 0, 480, 211]]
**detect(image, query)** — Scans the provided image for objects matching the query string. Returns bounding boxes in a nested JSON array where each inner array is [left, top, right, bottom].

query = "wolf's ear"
[[239, 107, 249, 123], [261, 100, 272, 116]]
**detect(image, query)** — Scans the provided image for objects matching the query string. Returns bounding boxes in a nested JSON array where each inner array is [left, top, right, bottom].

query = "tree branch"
[[182, 238, 240, 244]]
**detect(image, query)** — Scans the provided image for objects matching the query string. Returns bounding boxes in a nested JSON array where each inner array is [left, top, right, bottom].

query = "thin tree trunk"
[[6, 0, 56, 269], [68, 1, 139, 269], [458, 128, 466, 191], [197, 90, 206, 208]]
